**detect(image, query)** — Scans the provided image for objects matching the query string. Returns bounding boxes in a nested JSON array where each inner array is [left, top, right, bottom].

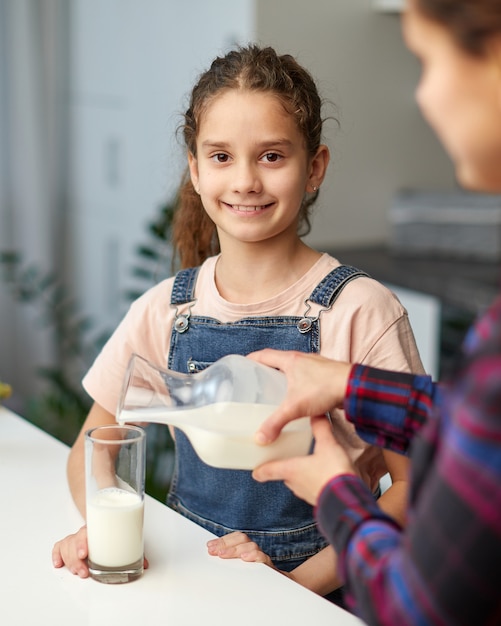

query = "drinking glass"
[[85, 424, 146, 583]]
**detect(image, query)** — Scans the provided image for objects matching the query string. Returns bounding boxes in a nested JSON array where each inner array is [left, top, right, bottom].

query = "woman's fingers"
[[247, 350, 351, 444], [253, 416, 357, 505]]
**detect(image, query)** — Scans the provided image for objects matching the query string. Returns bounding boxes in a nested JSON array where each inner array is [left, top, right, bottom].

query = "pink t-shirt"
[[84, 252, 423, 409], [83, 253, 424, 485]]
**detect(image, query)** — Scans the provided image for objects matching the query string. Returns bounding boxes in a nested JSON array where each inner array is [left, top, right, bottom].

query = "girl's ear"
[[307, 144, 330, 193], [188, 152, 200, 194]]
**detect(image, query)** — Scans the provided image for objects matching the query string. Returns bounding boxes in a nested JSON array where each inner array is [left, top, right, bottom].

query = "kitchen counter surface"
[[0, 408, 365, 626]]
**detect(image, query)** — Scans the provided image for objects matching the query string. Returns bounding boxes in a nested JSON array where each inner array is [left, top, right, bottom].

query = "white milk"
[[119, 402, 311, 469], [87, 487, 144, 567]]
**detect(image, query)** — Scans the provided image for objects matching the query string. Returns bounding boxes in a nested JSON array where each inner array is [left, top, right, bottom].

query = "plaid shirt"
[[316, 295, 501, 625]]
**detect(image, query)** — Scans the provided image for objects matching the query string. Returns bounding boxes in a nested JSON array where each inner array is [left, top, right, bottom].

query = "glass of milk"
[[85, 425, 146, 583]]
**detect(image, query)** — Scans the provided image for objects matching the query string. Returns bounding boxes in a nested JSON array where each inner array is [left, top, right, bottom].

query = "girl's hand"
[[52, 526, 149, 577], [52, 525, 90, 578], [253, 415, 357, 506], [247, 349, 352, 444], [207, 532, 275, 568]]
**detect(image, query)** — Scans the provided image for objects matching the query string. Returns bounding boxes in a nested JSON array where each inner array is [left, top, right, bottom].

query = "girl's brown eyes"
[[209, 152, 282, 163], [263, 153, 280, 162], [211, 153, 230, 163]]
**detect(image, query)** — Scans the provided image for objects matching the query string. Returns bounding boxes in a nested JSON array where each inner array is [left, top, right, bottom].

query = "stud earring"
[[312, 185, 318, 192]]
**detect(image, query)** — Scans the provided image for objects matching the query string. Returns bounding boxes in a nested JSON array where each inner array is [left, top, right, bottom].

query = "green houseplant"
[[0, 198, 179, 501]]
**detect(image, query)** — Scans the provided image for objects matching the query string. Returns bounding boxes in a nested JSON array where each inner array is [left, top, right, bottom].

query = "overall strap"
[[308, 264, 370, 308], [170, 267, 200, 305]]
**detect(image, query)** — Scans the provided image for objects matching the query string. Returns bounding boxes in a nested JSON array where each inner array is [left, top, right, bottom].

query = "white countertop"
[[0, 408, 365, 626]]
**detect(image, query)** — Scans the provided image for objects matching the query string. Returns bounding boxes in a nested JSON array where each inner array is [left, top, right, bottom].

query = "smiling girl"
[[53, 45, 424, 604]]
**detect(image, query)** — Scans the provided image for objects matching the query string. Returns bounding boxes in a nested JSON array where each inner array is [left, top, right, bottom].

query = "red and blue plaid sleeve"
[[344, 364, 439, 453], [315, 299, 501, 625]]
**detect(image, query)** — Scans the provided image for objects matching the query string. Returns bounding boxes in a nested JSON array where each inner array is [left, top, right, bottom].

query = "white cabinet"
[[385, 284, 441, 379], [373, 0, 404, 11], [68, 0, 255, 329]]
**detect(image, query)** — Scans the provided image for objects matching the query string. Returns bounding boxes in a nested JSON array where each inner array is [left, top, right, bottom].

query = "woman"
[[248, 1, 501, 624]]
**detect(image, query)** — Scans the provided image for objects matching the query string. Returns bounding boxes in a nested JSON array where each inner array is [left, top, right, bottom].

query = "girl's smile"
[[225, 203, 275, 214]]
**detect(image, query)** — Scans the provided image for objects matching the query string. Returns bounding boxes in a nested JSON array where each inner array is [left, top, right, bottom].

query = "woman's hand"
[[253, 415, 357, 506], [247, 349, 352, 445], [207, 532, 276, 569], [52, 525, 90, 578]]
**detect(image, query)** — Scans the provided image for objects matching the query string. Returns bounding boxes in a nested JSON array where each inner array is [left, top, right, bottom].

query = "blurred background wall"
[[0, 0, 456, 416]]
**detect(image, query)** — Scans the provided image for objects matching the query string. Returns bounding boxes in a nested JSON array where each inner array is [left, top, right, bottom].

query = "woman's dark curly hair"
[[415, 0, 501, 56]]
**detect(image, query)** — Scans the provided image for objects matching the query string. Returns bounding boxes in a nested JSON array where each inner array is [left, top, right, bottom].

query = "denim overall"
[[166, 263, 368, 572]]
